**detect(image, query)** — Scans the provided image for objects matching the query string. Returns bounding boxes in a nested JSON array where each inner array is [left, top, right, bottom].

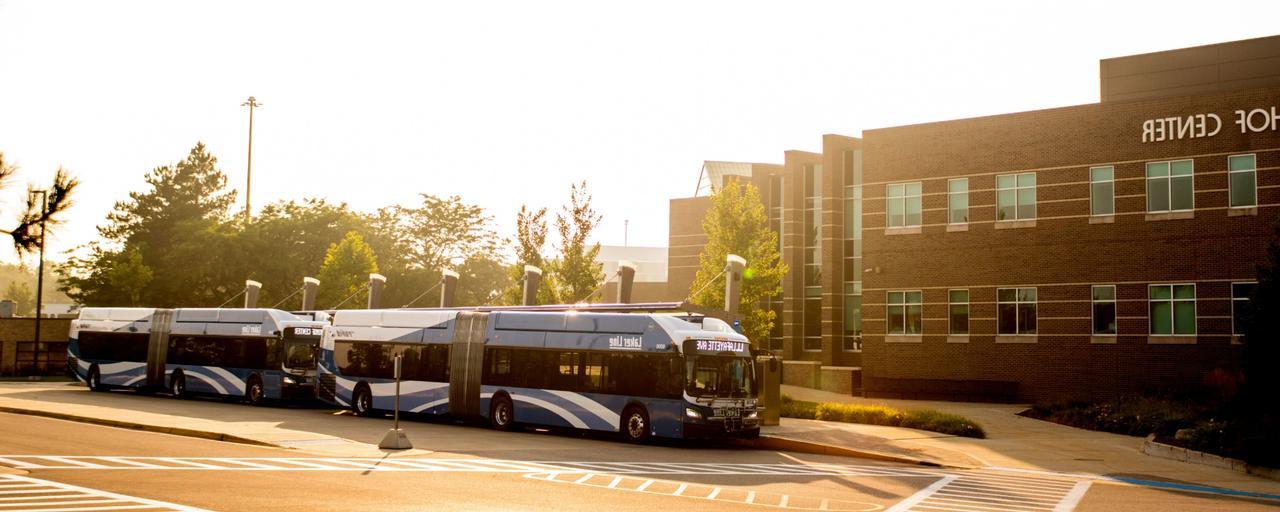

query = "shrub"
[[780, 395, 985, 438]]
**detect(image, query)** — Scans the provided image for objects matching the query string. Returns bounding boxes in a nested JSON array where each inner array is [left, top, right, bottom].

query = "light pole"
[[240, 96, 262, 224], [30, 190, 46, 348]]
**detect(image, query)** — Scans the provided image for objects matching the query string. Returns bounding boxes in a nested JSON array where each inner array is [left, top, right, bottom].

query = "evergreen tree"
[[3, 281, 33, 316], [502, 205, 560, 305], [554, 181, 604, 302], [687, 180, 788, 342], [316, 231, 379, 309]]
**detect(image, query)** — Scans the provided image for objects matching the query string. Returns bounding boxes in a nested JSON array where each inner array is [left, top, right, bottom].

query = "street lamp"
[[241, 96, 262, 224], [30, 190, 46, 348]]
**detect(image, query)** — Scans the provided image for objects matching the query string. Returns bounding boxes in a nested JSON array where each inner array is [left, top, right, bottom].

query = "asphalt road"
[[0, 398, 1276, 511]]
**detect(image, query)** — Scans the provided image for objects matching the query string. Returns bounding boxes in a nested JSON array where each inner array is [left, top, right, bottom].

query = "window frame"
[[886, 182, 923, 228], [947, 178, 969, 225], [1231, 281, 1257, 336], [886, 290, 923, 336], [1228, 154, 1258, 209], [948, 289, 969, 335], [996, 287, 1038, 335], [1148, 283, 1197, 336], [1091, 285, 1117, 335], [1089, 166, 1115, 217], [1145, 159, 1195, 213], [995, 172, 1036, 221]]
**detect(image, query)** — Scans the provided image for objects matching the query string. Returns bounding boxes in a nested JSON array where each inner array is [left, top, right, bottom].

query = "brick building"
[[668, 35, 1280, 401], [0, 318, 71, 377]]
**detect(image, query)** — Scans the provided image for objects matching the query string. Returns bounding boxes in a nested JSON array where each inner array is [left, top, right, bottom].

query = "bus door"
[[145, 309, 174, 389], [448, 311, 488, 417]]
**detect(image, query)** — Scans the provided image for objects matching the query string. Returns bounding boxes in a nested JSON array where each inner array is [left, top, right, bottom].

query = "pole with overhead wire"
[[31, 190, 46, 349], [241, 96, 262, 224]]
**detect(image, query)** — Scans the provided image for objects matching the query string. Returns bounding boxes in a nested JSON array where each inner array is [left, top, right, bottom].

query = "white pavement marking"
[[886, 476, 957, 512], [0, 474, 208, 512], [1053, 481, 1093, 512]]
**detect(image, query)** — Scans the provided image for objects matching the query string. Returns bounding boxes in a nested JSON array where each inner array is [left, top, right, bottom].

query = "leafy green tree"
[[238, 199, 365, 308], [104, 248, 154, 307], [368, 195, 501, 307], [554, 181, 604, 302], [59, 143, 234, 307], [317, 231, 379, 309], [687, 180, 788, 342], [1240, 225, 1280, 464], [502, 205, 560, 305], [455, 256, 511, 306], [3, 281, 33, 316]]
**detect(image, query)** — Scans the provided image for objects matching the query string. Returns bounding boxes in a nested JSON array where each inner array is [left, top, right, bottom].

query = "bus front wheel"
[[352, 385, 374, 417], [245, 376, 265, 406], [621, 406, 650, 444], [490, 396, 515, 431], [169, 372, 186, 399], [87, 366, 104, 392]]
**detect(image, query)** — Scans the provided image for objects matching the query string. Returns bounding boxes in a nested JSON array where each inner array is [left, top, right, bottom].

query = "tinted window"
[[79, 331, 150, 362]]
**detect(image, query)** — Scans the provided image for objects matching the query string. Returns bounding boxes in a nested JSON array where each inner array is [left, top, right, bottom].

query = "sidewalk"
[[775, 385, 1280, 495]]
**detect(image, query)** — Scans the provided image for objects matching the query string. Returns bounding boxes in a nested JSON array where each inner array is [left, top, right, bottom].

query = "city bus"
[[67, 307, 329, 404], [317, 308, 760, 442]]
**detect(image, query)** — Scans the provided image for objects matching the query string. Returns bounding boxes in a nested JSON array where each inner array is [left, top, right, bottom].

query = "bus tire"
[[245, 376, 265, 406], [490, 395, 515, 431], [352, 384, 374, 417], [621, 405, 650, 444], [169, 371, 186, 399], [87, 366, 104, 392]]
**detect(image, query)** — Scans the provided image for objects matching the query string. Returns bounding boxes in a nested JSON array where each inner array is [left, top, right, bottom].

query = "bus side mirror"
[[681, 339, 697, 355], [769, 358, 779, 372]]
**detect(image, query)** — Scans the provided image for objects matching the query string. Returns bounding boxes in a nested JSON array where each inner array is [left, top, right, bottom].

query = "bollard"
[[367, 273, 386, 309], [440, 269, 459, 308], [378, 353, 413, 450], [522, 265, 542, 306], [244, 280, 262, 309], [724, 254, 745, 316], [301, 277, 320, 311], [616, 261, 636, 304]]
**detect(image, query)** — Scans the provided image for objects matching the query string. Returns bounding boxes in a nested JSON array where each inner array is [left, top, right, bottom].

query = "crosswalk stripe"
[[0, 494, 86, 501], [0, 474, 207, 512], [40, 457, 112, 468], [98, 458, 168, 469], [213, 459, 278, 469], [0, 499, 122, 508]]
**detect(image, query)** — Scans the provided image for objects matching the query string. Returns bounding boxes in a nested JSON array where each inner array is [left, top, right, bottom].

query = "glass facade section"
[[1092, 285, 1116, 335], [948, 178, 968, 224], [948, 289, 969, 335], [1232, 282, 1256, 336], [1229, 154, 1257, 208], [1090, 166, 1114, 216], [996, 173, 1036, 220], [1146, 160, 1193, 212], [887, 291, 922, 335], [1149, 284, 1195, 335], [803, 164, 822, 351], [767, 174, 785, 351], [843, 150, 862, 351], [886, 182, 922, 227], [997, 288, 1037, 335]]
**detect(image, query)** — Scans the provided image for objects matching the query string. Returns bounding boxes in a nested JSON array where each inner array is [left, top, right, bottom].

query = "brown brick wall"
[[0, 318, 71, 376], [861, 85, 1280, 402]]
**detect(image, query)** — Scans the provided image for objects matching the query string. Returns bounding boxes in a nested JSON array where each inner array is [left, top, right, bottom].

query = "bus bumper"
[[682, 420, 761, 439]]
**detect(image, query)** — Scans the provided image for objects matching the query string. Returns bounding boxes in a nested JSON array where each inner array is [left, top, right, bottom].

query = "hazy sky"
[[2, 1, 1278, 266]]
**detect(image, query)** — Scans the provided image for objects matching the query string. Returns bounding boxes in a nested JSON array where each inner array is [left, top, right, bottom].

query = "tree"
[[501, 205, 560, 305], [554, 181, 604, 303], [237, 199, 365, 308], [455, 256, 511, 306], [59, 143, 235, 307], [316, 231, 379, 309], [1240, 224, 1280, 464], [368, 195, 501, 308], [3, 281, 33, 316], [686, 180, 788, 342], [104, 248, 153, 307]]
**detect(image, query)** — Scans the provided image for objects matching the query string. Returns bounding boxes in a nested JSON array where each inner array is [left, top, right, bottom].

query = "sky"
[[1, 0, 1279, 267]]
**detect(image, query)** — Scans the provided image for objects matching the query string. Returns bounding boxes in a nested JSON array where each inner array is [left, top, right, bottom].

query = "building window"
[[887, 291, 922, 335], [948, 178, 968, 224], [844, 284, 862, 352], [1146, 160, 1193, 212], [886, 182, 922, 228], [1149, 284, 1195, 335], [1092, 285, 1117, 335], [1232, 282, 1256, 336], [767, 174, 785, 352], [843, 151, 862, 352], [997, 288, 1037, 335], [1229, 154, 1257, 208], [996, 173, 1036, 221], [948, 289, 969, 335], [805, 164, 823, 286], [1090, 166, 1114, 216], [803, 296, 822, 351]]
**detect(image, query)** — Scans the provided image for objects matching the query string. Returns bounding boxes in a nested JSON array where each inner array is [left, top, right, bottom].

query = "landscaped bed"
[[779, 395, 986, 439]]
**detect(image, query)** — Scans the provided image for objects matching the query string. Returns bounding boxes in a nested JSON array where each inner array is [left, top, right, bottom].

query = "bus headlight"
[[745, 410, 759, 420], [282, 376, 297, 385], [684, 407, 703, 420]]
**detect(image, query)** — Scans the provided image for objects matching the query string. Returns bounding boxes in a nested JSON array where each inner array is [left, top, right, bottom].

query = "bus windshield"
[[282, 338, 316, 370], [686, 355, 753, 398]]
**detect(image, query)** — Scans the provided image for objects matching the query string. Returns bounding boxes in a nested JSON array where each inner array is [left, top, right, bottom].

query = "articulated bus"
[[67, 308, 329, 404], [317, 309, 760, 442]]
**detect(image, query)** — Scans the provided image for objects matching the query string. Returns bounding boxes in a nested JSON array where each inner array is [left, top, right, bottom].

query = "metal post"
[[240, 96, 262, 224], [724, 254, 746, 317], [367, 273, 386, 309], [440, 269, 459, 308], [243, 280, 261, 309], [522, 265, 542, 306], [616, 261, 636, 304], [33, 190, 46, 348], [378, 353, 412, 450], [301, 277, 319, 311]]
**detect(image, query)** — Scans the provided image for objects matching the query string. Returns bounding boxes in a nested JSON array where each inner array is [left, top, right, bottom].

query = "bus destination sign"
[[694, 339, 748, 355], [288, 326, 324, 338]]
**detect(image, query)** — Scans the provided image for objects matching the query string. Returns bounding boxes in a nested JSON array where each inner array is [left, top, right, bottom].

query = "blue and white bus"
[[317, 309, 760, 442], [68, 308, 329, 404]]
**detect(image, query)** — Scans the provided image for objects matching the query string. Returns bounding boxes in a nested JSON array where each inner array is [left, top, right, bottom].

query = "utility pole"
[[31, 190, 46, 348], [240, 96, 262, 224], [624, 219, 629, 247]]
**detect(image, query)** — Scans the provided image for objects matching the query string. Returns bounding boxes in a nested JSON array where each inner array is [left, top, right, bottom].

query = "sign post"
[[378, 353, 413, 450]]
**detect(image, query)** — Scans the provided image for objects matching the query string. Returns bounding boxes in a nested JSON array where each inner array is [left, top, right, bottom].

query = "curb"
[[0, 406, 279, 448], [1141, 433, 1280, 482], [735, 435, 945, 467]]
